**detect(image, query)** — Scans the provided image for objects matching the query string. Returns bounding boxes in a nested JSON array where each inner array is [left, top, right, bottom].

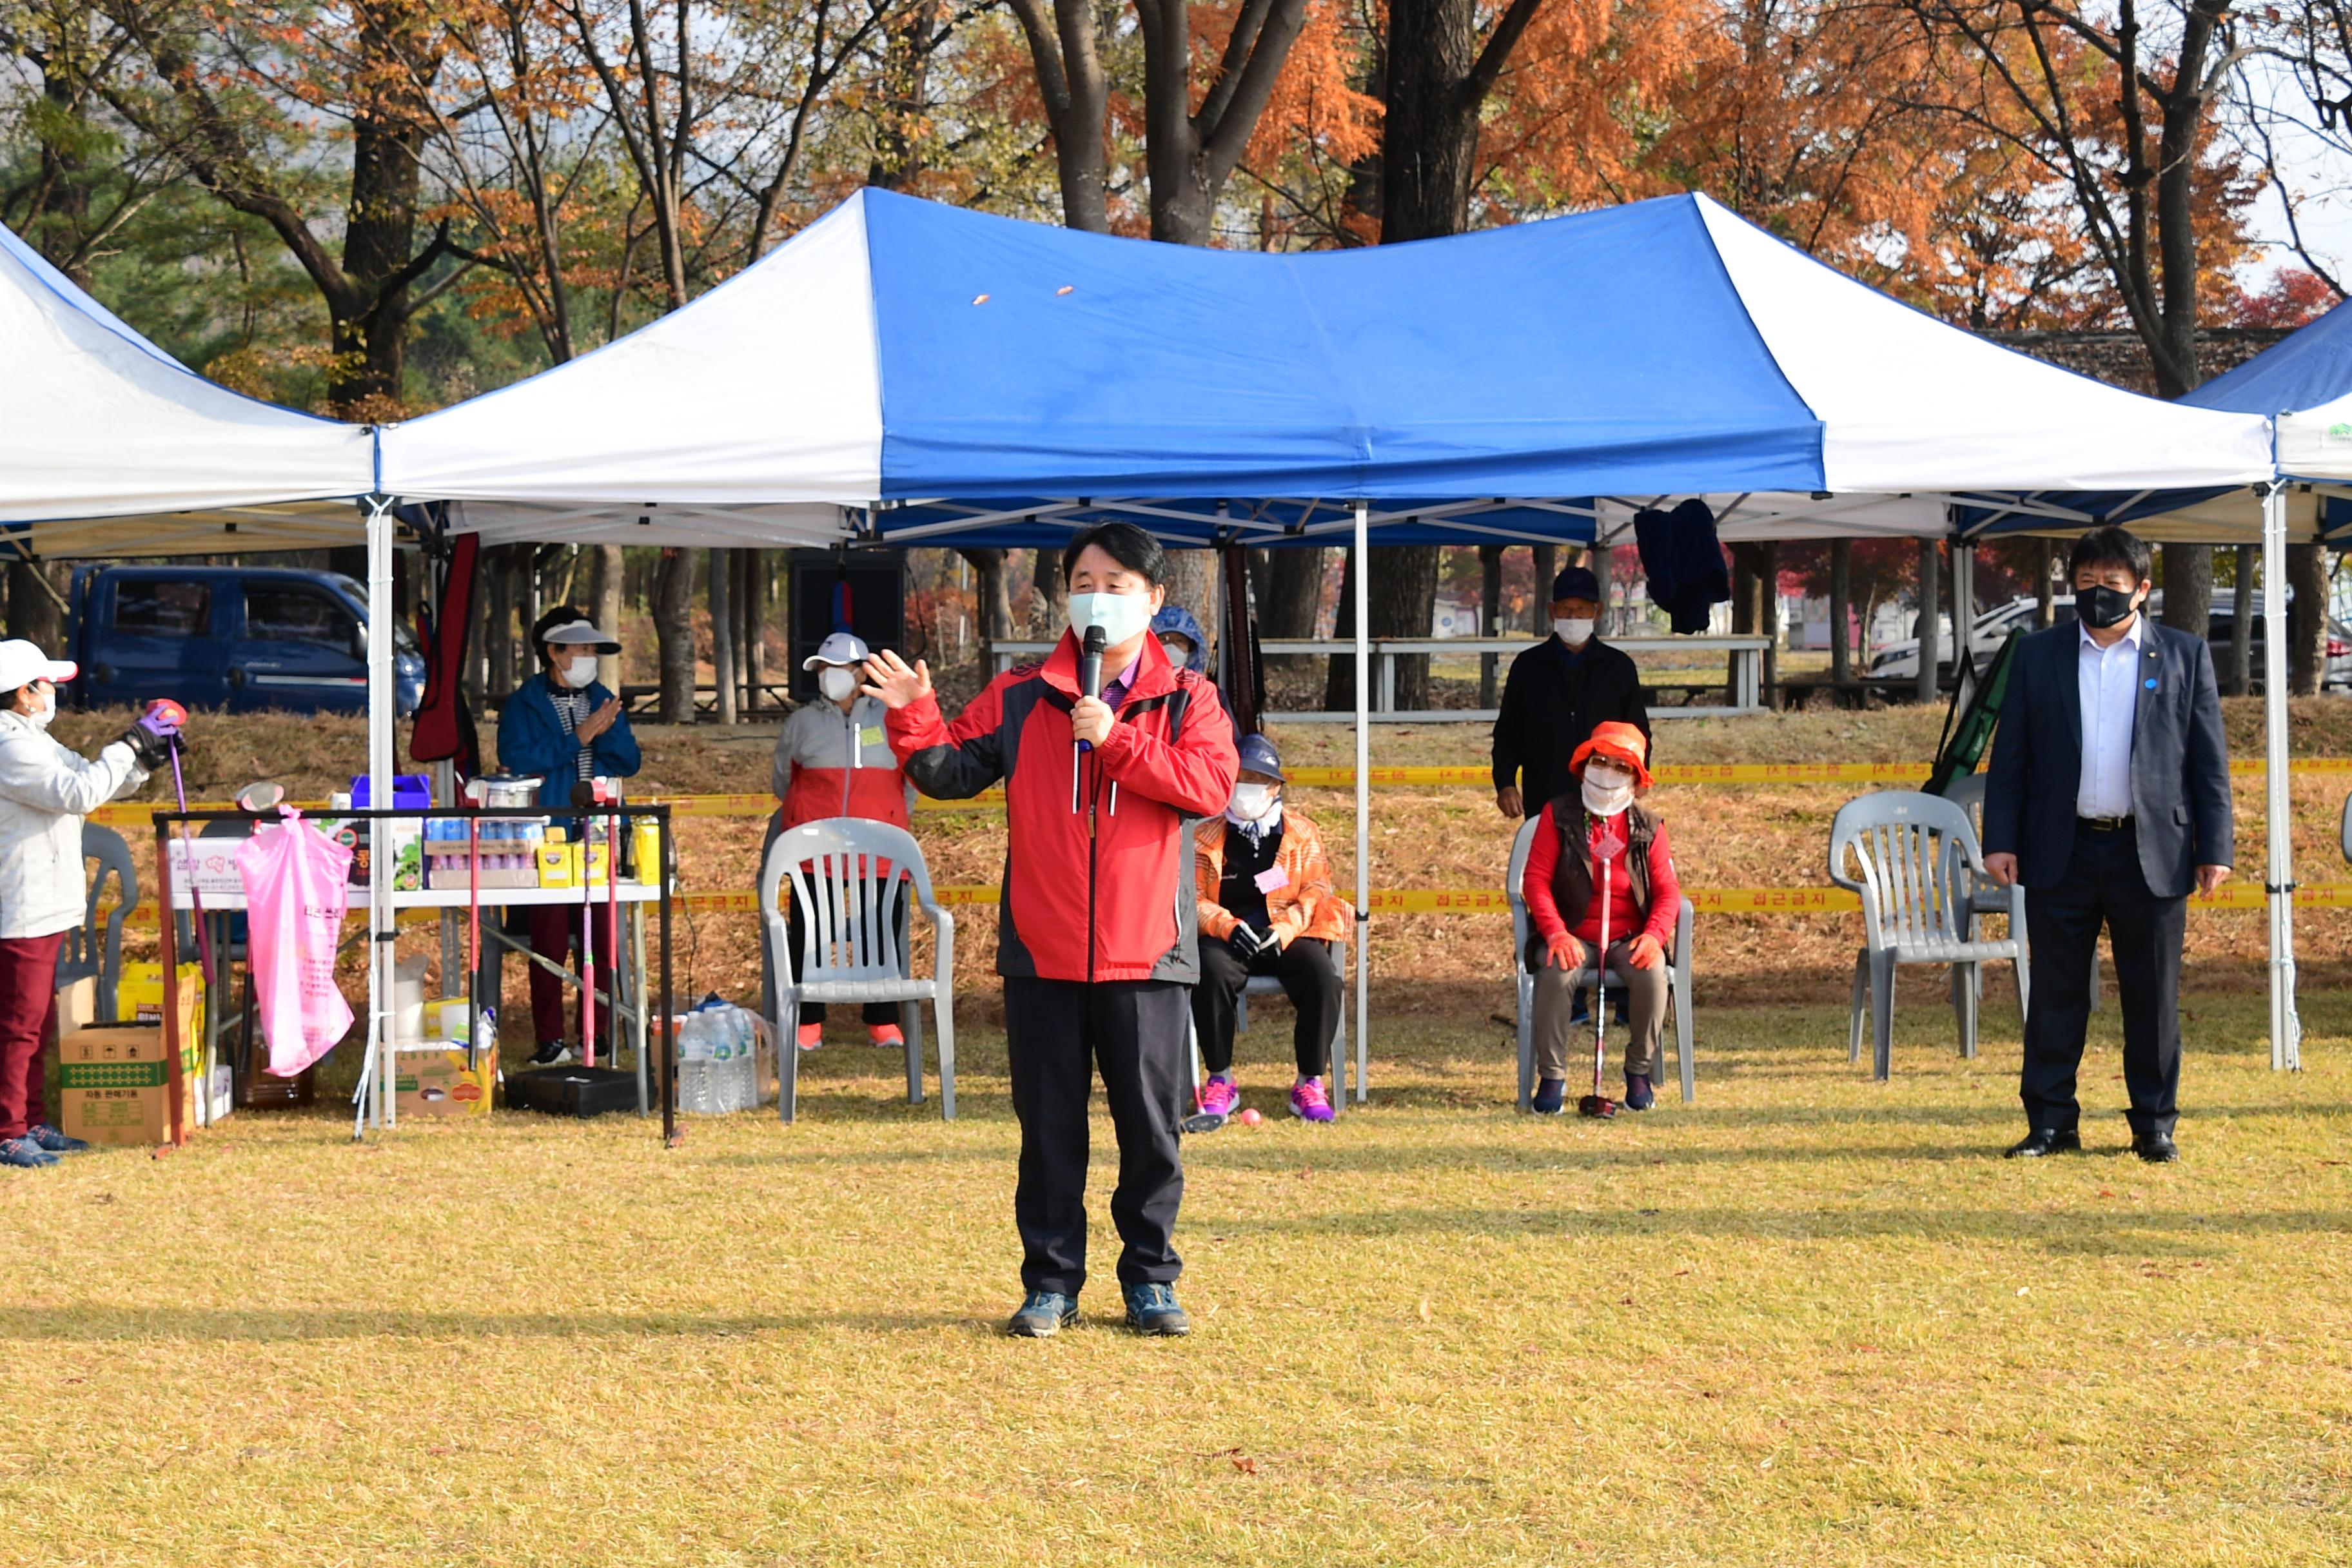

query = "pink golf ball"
[[1238, 1108, 1262, 1126]]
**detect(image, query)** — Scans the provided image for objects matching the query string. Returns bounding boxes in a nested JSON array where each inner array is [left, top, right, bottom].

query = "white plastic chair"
[[1938, 774, 2073, 1010], [1505, 815, 1696, 1110], [1828, 790, 2027, 1079], [760, 819, 956, 1122]]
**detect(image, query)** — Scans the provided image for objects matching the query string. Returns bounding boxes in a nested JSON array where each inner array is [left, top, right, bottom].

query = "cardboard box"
[[55, 975, 95, 1038], [394, 1047, 495, 1118], [57, 980, 203, 1147], [118, 961, 206, 1043]]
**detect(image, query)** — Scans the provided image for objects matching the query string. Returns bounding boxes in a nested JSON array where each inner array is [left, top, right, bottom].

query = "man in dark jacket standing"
[[867, 523, 1239, 1340], [1983, 525, 2231, 1164], [1493, 564, 1650, 820]]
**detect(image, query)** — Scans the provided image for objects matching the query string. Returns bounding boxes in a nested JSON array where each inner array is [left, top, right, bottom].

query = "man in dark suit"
[[1982, 525, 2233, 1163]]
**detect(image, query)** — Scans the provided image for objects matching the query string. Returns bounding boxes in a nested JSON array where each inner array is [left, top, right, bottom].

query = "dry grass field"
[[6, 696, 2349, 1564]]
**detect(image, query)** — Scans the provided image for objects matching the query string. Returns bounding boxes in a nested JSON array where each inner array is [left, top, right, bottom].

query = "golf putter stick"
[[1579, 828, 1619, 1119], [162, 725, 217, 987], [466, 809, 480, 1073]]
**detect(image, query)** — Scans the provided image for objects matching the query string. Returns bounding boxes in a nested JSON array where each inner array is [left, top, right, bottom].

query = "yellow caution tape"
[[103, 879, 2330, 926]]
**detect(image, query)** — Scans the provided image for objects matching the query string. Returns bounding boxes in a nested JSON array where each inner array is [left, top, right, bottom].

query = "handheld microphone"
[[1080, 624, 1106, 700]]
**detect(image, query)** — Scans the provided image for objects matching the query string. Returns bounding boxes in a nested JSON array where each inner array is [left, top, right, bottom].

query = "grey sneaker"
[[1122, 1281, 1190, 1337], [1006, 1290, 1079, 1338]]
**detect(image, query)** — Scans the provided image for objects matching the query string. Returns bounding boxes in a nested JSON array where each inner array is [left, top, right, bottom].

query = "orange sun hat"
[[1569, 720, 1653, 789]]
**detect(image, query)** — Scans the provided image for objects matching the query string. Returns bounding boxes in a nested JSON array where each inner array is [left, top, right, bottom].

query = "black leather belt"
[[2079, 814, 2133, 832]]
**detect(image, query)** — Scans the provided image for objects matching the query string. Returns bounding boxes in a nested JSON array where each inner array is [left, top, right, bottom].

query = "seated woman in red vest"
[[1519, 720, 1680, 1113], [765, 632, 917, 1050]]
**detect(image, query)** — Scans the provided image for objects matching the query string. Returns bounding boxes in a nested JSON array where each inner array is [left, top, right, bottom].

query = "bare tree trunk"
[[2288, 544, 2328, 697], [1761, 542, 1782, 707], [2034, 540, 2056, 629], [959, 548, 1008, 676], [1325, 547, 1358, 710], [2161, 544, 2212, 643], [654, 547, 697, 723], [1030, 547, 1068, 638], [709, 548, 737, 724], [486, 548, 518, 699], [1916, 540, 1941, 705], [1159, 549, 1215, 661], [1727, 543, 1758, 698], [1326, 545, 1440, 710], [1829, 539, 1852, 691], [1478, 544, 1503, 706], [1262, 546, 1323, 675], [741, 549, 765, 713], [590, 544, 624, 694], [2230, 542, 2255, 697], [5, 562, 69, 651], [1531, 545, 1556, 628]]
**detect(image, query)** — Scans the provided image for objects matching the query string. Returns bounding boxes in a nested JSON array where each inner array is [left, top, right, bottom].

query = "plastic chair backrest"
[[74, 824, 138, 1018], [1828, 790, 1984, 951], [760, 818, 938, 985], [1505, 816, 1542, 967], [2342, 790, 2352, 865]]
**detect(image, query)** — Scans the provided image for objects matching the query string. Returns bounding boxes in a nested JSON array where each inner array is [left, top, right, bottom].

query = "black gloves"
[[120, 721, 175, 769], [1228, 924, 1269, 960]]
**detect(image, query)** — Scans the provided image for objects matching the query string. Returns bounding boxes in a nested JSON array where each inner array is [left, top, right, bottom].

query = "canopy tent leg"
[[2260, 484, 2301, 1071], [367, 496, 398, 1127], [1352, 500, 1370, 1106]]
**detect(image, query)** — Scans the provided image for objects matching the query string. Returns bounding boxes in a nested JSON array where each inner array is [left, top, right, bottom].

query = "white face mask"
[[562, 656, 599, 690], [1554, 617, 1596, 646], [1581, 763, 1635, 818], [1159, 638, 1193, 668], [1068, 590, 1157, 651], [818, 666, 858, 701], [1228, 783, 1277, 821], [23, 689, 54, 732]]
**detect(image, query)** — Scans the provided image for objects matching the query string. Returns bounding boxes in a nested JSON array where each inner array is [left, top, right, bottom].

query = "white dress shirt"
[[2076, 614, 2143, 818]]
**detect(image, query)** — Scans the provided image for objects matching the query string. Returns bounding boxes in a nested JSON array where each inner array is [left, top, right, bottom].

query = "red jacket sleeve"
[[1093, 675, 1239, 817], [1521, 804, 1567, 942], [885, 676, 1010, 799], [1642, 818, 1681, 948]]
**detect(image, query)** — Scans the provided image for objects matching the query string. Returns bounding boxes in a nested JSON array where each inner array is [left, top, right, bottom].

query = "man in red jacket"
[[863, 523, 1239, 1338]]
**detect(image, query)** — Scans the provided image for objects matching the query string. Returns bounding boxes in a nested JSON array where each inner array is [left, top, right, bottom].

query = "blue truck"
[[68, 565, 426, 716]]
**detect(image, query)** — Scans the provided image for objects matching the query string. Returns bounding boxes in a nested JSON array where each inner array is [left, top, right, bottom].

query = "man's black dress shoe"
[[2132, 1132, 2179, 1164], [2004, 1128, 2081, 1158]]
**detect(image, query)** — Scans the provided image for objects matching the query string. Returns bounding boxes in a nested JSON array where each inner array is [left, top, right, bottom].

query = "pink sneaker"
[[796, 1022, 825, 1051], [1289, 1078, 1335, 1123], [1197, 1075, 1239, 1119]]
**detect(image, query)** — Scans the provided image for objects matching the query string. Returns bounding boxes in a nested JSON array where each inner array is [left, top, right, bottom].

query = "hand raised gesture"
[[859, 649, 931, 710]]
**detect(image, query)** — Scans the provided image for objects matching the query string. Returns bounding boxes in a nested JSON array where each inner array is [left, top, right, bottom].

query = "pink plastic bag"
[[236, 807, 355, 1075]]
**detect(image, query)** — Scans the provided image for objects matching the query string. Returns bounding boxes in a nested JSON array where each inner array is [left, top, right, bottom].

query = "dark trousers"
[[527, 902, 618, 1052], [2021, 821, 2185, 1138], [1193, 937, 1339, 1079], [1003, 977, 1189, 1297], [0, 932, 63, 1138]]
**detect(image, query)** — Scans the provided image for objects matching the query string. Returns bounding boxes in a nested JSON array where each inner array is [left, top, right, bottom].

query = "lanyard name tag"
[[1254, 864, 1289, 894]]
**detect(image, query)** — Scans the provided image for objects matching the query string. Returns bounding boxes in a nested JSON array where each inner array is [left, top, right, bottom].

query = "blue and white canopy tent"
[[369, 187, 2284, 1086], [6, 187, 2289, 1091], [1950, 304, 2352, 1076]]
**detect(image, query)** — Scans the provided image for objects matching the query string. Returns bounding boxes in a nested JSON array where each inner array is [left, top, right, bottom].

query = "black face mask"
[[2078, 583, 2140, 631]]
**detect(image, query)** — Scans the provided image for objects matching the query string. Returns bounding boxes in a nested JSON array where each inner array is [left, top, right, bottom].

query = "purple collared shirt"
[[1100, 654, 1143, 710]]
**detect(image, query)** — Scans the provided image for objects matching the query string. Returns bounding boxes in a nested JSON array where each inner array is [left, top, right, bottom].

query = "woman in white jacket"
[[0, 642, 174, 1168]]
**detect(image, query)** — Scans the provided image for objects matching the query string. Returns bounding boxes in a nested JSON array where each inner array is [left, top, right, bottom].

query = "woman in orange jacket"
[[1191, 734, 1351, 1125]]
